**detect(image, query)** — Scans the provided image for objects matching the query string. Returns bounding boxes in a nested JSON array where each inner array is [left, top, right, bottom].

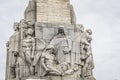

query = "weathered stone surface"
[[6, 0, 95, 80], [35, 23, 74, 43], [36, 0, 72, 24], [24, 0, 36, 23]]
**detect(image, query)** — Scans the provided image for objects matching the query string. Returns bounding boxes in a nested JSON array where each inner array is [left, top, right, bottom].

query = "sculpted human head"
[[86, 29, 92, 35], [27, 20, 35, 27], [13, 22, 19, 31], [20, 19, 27, 28], [46, 45, 55, 54], [26, 28, 34, 36], [58, 26, 65, 35], [76, 24, 84, 33]]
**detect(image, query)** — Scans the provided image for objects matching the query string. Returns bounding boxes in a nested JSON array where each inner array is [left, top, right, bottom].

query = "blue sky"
[[0, 0, 120, 80]]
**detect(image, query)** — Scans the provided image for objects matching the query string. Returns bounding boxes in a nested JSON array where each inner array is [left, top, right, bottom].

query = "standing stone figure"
[[12, 22, 20, 53], [50, 26, 72, 65], [71, 24, 84, 67], [22, 28, 35, 75], [9, 22, 20, 79], [20, 19, 35, 40], [80, 29, 95, 80]]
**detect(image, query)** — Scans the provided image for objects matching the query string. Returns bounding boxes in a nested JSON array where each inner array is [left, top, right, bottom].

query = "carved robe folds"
[[6, 0, 96, 80], [6, 22, 95, 80], [50, 35, 72, 64]]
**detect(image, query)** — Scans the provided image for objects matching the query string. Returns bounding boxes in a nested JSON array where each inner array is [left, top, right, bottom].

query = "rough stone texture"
[[24, 0, 36, 23], [70, 5, 76, 24], [36, 0, 72, 24], [35, 23, 74, 43], [6, 0, 96, 80]]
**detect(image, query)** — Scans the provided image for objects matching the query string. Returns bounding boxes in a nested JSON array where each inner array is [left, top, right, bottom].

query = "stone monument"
[[6, 0, 95, 80]]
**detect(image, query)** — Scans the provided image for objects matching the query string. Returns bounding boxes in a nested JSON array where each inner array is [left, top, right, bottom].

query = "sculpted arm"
[[41, 55, 49, 71]]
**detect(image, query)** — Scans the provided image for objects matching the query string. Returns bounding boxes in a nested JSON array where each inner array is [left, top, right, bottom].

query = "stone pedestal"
[[36, 0, 71, 24]]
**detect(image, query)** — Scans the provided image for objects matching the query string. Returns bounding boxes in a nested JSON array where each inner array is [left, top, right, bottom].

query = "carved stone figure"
[[20, 19, 28, 28], [6, 1, 96, 80], [41, 45, 62, 76], [20, 19, 35, 39], [49, 26, 72, 64], [80, 29, 92, 47], [12, 22, 20, 52], [22, 28, 35, 75], [8, 22, 20, 79], [80, 29, 95, 80], [83, 45, 94, 78], [71, 24, 84, 66]]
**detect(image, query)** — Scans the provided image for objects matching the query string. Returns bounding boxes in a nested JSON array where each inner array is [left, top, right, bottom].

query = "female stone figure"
[[22, 28, 35, 75]]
